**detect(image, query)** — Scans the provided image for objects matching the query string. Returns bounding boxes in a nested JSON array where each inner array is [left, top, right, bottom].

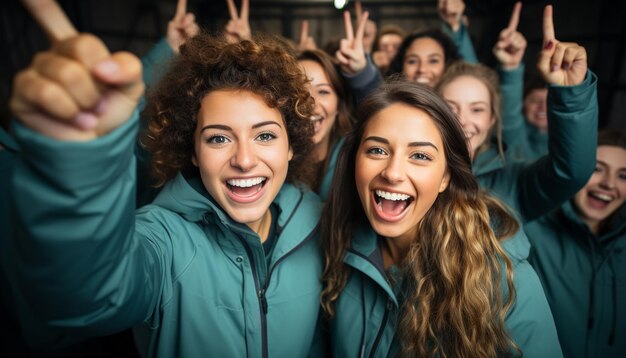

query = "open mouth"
[[587, 190, 614, 207], [226, 177, 268, 203], [415, 77, 431, 85], [372, 189, 414, 222], [310, 114, 325, 134]]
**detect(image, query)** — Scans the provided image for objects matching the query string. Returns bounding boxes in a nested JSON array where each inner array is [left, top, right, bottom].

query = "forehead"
[[597, 145, 626, 167], [406, 37, 444, 56], [442, 75, 491, 103], [298, 59, 330, 84], [364, 103, 443, 146], [380, 33, 403, 43], [197, 89, 283, 126]]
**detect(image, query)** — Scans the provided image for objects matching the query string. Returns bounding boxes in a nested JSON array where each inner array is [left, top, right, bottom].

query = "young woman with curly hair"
[[6, 7, 325, 354], [297, 49, 354, 199], [321, 81, 562, 357]]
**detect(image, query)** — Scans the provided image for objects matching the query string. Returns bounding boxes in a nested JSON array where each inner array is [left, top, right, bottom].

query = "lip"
[[311, 115, 325, 135], [224, 176, 268, 204], [370, 189, 413, 223]]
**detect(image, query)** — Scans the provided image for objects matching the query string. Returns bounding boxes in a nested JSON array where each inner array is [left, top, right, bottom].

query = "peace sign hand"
[[10, 0, 144, 141], [335, 10, 369, 75], [167, 0, 200, 53], [225, 0, 251, 43], [493, 2, 527, 70], [438, 0, 466, 32], [537, 5, 587, 86], [298, 20, 317, 52]]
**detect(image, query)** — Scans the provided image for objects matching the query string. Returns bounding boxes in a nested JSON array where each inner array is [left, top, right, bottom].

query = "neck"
[[381, 233, 413, 269], [583, 217, 601, 236], [312, 136, 331, 162], [248, 209, 272, 243]]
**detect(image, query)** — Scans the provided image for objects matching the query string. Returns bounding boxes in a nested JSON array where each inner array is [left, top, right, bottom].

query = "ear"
[[490, 114, 497, 126], [191, 153, 199, 167], [288, 146, 294, 161], [439, 171, 450, 193]]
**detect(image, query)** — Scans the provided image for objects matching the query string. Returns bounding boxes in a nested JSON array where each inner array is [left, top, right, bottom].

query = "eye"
[[471, 107, 486, 114], [428, 58, 441, 65], [618, 172, 626, 181], [207, 135, 230, 144], [594, 165, 603, 173], [405, 59, 418, 65], [410, 152, 432, 161], [318, 89, 332, 96], [366, 147, 387, 156], [256, 132, 277, 142]]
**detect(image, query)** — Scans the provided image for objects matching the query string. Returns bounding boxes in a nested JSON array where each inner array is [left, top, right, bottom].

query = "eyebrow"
[[597, 160, 626, 171], [200, 120, 282, 133], [363, 136, 439, 152]]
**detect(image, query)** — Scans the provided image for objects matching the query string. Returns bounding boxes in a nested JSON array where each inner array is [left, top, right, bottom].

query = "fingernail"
[[562, 62, 570, 70], [75, 112, 98, 130], [544, 40, 553, 50], [94, 96, 108, 115], [94, 59, 119, 77], [551, 64, 558, 72]]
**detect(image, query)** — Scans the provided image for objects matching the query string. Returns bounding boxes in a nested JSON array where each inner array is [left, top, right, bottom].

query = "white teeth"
[[590, 192, 613, 202], [375, 190, 410, 201], [416, 77, 430, 84], [227, 177, 265, 188], [310, 115, 323, 122]]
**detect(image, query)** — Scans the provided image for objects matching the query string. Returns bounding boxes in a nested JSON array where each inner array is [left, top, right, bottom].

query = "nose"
[[599, 173, 616, 190], [230, 140, 257, 172], [380, 155, 405, 184]]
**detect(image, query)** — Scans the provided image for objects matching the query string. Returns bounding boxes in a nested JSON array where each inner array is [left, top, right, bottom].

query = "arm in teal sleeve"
[[499, 64, 530, 159], [506, 261, 563, 358], [442, 22, 478, 64], [141, 37, 175, 88], [5, 115, 169, 348], [342, 54, 383, 105], [516, 70, 598, 222]]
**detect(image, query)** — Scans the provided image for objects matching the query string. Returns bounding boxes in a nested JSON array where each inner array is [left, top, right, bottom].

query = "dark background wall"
[[1, 0, 624, 130]]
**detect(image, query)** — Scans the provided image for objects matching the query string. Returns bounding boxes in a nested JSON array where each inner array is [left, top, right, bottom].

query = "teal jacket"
[[442, 22, 478, 64], [473, 71, 598, 223], [5, 115, 324, 357], [500, 65, 548, 162], [526, 201, 626, 358], [329, 225, 562, 357], [317, 137, 345, 200]]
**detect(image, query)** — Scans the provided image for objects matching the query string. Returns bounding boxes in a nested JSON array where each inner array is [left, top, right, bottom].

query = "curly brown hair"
[[142, 32, 315, 187]]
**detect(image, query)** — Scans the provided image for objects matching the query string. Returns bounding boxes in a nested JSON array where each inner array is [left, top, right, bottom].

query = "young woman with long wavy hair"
[[320, 81, 561, 357]]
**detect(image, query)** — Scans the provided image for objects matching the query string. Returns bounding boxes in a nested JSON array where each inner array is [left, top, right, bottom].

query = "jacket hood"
[[472, 142, 506, 177], [560, 199, 626, 242], [0, 127, 19, 153]]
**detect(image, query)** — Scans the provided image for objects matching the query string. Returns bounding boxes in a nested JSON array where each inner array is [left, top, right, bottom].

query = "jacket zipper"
[[241, 242, 269, 358], [368, 299, 392, 358]]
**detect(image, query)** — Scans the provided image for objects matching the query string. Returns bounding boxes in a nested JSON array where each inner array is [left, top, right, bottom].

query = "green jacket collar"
[[472, 143, 505, 177], [560, 200, 626, 243], [0, 127, 18, 153]]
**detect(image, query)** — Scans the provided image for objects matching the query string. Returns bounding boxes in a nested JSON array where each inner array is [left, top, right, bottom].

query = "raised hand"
[[537, 5, 587, 86], [335, 9, 369, 75], [298, 20, 317, 52], [355, 0, 376, 53], [10, 0, 144, 141], [493, 2, 527, 70], [438, 0, 466, 32], [166, 0, 200, 53], [225, 0, 251, 43]]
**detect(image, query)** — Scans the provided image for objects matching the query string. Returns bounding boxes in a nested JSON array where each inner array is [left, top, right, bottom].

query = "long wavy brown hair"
[[321, 81, 520, 357], [142, 32, 315, 187]]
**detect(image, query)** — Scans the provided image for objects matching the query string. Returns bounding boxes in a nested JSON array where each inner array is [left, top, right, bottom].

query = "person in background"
[[372, 24, 406, 73], [526, 129, 626, 358]]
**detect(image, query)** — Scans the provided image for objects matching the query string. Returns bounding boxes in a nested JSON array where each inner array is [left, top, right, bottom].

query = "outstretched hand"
[[493, 2, 527, 70], [335, 9, 369, 75], [537, 5, 587, 86], [166, 0, 200, 53], [225, 0, 251, 43], [10, 0, 144, 141]]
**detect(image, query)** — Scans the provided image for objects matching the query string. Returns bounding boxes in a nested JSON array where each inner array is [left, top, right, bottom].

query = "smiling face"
[[355, 103, 450, 245], [441, 75, 495, 158], [523, 88, 548, 132], [402, 37, 446, 87], [299, 59, 339, 160], [193, 89, 292, 232], [574, 145, 626, 233]]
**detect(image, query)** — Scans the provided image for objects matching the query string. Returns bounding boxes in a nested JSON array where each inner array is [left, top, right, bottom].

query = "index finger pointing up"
[[22, 0, 78, 43], [543, 5, 555, 44], [300, 20, 309, 44], [174, 0, 187, 21], [240, 0, 249, 20], [507, 1, 521, 31]]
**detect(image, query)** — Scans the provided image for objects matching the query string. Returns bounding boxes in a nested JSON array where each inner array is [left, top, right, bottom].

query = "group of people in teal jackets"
[[1, 0, 625, 357]]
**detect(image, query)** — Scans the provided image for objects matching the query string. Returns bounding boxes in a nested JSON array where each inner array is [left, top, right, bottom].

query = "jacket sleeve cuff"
[[12, 111, 140, 190], [548, 70, 597, 113], [342, 54, 381, 90]]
